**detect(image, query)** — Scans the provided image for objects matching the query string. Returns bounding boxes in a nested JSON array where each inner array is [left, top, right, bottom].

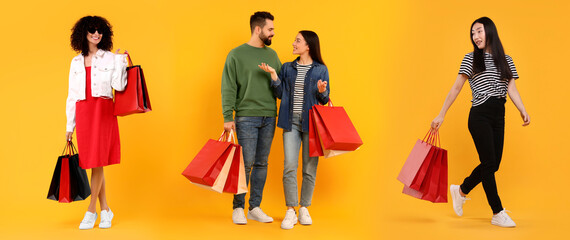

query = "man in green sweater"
[[221, 11, 282, 225]]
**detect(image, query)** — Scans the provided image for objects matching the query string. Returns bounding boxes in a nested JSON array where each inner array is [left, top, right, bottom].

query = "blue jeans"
[[283, 113, 319, 207], [233, 116, 276, 210]]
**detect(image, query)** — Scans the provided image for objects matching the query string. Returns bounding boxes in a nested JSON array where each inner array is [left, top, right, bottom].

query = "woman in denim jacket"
[[259, 30, 329, 230], [65, 16, 128, 230]]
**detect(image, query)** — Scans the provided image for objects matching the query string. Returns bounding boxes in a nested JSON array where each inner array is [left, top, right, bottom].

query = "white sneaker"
[[79, 211, 97, 230], [99, 209, 114, 229], [298, 207, 312, 225], [247, 207, 273, 223], [491, 209, 516, 228], [450, 185, 469, 216], [281, 209, 298, 230], [232, 208, 247, 225]]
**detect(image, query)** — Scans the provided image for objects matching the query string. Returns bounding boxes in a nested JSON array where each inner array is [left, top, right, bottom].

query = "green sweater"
[[221, 43, 282, 122]]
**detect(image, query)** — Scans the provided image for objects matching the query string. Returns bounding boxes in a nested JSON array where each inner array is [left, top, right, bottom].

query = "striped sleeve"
[[459, 53, 474, 78], [506, 55, 519, 79]]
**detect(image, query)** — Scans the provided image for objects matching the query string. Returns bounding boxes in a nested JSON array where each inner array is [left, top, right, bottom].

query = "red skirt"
[[75, 67, 120, 169]]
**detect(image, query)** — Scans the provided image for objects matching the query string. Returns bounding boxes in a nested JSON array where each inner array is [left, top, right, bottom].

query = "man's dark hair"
[[250, 11, 274, 34]]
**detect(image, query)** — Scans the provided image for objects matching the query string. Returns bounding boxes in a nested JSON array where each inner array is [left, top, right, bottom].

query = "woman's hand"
[[258, 63, 275, 74], [431, 115, 444, 130], [115, 49, 128, 54], [258, 63, 278, 81], [65, 131, 73, 141], [317, 80, 327, 93], [520, 111, 530, 126]]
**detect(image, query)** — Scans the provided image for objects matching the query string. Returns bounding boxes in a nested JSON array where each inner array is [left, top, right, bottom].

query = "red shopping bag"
[[311, 100, 363, 151], [400, 130, 448, 203], [402, 148, 441, 201], [206, 146, 236, 193], [309, 99, 362, 158], [434, 149, 448, 203], [402, 185, 423, 199], [235, 147, 248, 194], [59, 157, 71, 203], [182, 131, 233, 186], [223, 144, 248, 194], [397, 130, 438, 187], [114, 53, 152, 116], [187, 130, 248, 194], [308, 108, 324, 157], [409, 146, 438, 190], [419, 147, 443, 202]]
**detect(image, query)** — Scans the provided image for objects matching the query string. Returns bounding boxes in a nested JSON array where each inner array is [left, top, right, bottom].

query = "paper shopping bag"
[[308, 108, 324, 157], [397, 130, 437, 187], [223, 144, 248, 194], [65, 141, 90, 201], [58, 157, 71, 203], [400, 129, 448, 203], [114, 53, 152, 116], [434, 149, 448, 203], [47, 141, 90, 203], [182, 132, 234, 186], [420, 147, 443, 202], [192, 146, 236, 193], [312, 103, 363, 151], [409, 146, 438, 190]]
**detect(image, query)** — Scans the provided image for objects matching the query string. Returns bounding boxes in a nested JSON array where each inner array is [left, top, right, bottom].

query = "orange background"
[[0, 0, 568, 239]]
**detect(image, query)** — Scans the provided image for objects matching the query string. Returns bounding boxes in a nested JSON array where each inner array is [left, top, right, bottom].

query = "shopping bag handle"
[[218, 130, 236, 143], [422, 129, 440, 147], [61, 141, 78, 156], [126, 53, 134, 67], [326, 98, 333, 107]]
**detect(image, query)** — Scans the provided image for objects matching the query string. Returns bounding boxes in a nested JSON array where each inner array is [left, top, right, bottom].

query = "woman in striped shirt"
[[259, 30, 330, 230], [431, 17, 530, 228]]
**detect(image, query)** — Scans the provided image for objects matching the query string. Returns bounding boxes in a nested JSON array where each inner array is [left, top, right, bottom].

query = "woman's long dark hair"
[[299, 30, 325, 65], [470, 17, 512, 80], [70, 16, 114, 56]]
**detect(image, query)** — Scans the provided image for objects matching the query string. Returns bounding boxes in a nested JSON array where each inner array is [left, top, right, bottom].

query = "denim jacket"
[[271, 57, 330, 132]]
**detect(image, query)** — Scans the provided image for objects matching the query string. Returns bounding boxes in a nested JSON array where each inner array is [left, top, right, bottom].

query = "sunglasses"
[[87, 27, 102, 34]]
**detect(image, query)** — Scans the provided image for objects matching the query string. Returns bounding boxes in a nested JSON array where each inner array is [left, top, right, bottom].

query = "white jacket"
[[66, 50, 128, 132]]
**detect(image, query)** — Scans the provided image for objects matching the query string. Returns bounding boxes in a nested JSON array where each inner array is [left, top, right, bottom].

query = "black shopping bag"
[[47, 141, 91, 202]]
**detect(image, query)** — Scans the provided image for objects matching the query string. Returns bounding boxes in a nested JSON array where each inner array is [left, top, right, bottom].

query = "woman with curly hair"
[[65, 15, 128, 230]]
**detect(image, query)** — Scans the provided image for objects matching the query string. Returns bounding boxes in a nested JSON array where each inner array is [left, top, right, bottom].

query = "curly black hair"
[[70, 16, 113, 56]]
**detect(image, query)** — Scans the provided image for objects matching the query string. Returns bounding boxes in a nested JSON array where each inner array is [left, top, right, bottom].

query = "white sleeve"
[[66, 60, 76, 132], [111, 53, 128, 91]]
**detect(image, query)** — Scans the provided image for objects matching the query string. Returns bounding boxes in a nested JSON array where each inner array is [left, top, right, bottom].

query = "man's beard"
[[259, 32, 273, 46]]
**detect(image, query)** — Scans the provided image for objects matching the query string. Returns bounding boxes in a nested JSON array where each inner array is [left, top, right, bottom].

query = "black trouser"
[[460, 97, 506, 214]]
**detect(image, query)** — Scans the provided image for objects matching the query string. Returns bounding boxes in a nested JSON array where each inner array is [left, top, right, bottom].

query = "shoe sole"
[[247, 216, 273, 223], [281, 225, 295, 230], [492, 222, 516, 228], [281, 220, 297, 229], [99, 215, 113, 229], [99, 220, 112, 229], [248, 219, 273, 223]]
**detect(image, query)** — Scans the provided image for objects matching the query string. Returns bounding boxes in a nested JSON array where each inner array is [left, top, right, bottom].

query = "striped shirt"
[[459, 52, 519, 106], [293, 63, 312, 114]]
